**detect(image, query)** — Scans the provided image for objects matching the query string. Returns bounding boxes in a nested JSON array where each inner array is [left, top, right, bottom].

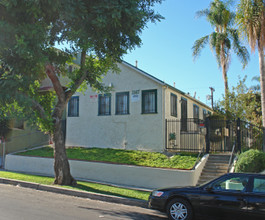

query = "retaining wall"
[[5, 154, 208, 189]]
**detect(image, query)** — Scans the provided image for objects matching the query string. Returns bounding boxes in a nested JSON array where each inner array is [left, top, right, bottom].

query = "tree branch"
[[45, 64, 66, 103], [65, 50, 88, 101]]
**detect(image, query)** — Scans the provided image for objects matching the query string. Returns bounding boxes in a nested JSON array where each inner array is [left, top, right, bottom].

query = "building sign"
[[89, 94, 98, 102], [131, 90, 140, 102]]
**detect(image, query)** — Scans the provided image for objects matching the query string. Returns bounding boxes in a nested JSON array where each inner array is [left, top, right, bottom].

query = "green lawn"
[[17, 146, 198, 169], [0, 171, 150, 201]]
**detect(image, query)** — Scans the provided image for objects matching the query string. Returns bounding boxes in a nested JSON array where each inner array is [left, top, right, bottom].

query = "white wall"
[[5, 154, 208, 189], [66, 63, 164, 152]]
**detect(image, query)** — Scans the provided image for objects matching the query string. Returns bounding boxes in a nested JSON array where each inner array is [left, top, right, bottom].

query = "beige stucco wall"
[[5, 154, 208, 189], [1, 123, 49, 156], [66, 63, 165, 152], [164, 87, 212, 120]]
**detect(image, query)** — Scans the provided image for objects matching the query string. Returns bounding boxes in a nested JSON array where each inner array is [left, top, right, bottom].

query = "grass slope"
[[0, 171, 150, 201], [17, 146, 198, 169]]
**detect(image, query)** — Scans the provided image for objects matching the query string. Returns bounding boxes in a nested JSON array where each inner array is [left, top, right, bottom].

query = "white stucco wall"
[[66, 63, 165, 152], [5, 154, 208, 189]]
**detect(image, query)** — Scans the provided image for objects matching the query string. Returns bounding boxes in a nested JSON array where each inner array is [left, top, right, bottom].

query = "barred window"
[[68, 96, 79, 117], [193, 104, 199, 119], [116, 92, 129, 115], [171, 94, 177, 117], [142, 89, 157, 114], [98, 94, 111, 116]]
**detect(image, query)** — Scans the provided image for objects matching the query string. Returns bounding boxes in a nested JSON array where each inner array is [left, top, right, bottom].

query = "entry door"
[[181, 98, 187, 131]]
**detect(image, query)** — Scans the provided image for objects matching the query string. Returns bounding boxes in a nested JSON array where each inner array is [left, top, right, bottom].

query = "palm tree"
[[192, 0, 249, 110], [236, 0, 265, 128]]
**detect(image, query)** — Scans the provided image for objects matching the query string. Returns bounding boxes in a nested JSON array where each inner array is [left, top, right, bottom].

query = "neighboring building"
[[1, 119, 49, 157], [65, 61, 213, 152]]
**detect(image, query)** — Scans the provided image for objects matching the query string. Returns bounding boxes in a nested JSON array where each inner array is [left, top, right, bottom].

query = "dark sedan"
[[148, 173, 265, 220]]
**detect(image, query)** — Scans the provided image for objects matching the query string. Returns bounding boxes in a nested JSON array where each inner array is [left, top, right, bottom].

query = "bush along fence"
[[0, 117, 49, 168], [166, 117, 265, 153]]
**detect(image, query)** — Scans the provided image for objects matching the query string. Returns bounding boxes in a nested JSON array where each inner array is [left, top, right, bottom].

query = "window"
[[193, 104, 199, 119], [203, 109, 207, 120], [253, 178, 265, 193], [171, 94, 177, 117], [116, 92, 129, 115], [98, 94, 111, 116], [68, 96, 79, 117], [211, 176, 249, 191], [142, 89, 157, 114]]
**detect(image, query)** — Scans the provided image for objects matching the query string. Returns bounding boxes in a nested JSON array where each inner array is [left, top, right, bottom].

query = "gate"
[[166, 119, 205, 152], [166, 118, 265, 153]]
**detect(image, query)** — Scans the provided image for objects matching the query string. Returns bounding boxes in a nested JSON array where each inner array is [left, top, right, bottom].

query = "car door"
[[198, 175, 249, 220], [246, 176, 265, 219]]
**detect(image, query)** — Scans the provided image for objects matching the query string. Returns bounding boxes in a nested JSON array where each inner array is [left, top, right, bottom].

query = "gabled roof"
[[122, 60, 212, 111]]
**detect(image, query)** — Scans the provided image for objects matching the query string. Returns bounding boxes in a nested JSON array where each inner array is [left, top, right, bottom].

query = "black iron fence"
[[166, 118, 265, 153]]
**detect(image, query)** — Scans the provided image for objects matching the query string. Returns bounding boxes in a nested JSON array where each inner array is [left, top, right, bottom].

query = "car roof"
[[224, 173, 265, 178]]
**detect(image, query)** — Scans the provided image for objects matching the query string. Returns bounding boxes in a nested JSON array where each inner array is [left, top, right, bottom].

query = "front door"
[[181, 98, 187, 132]]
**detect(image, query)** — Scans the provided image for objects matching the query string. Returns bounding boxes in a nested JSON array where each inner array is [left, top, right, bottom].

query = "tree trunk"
[[53, 104, 76, 186], [220, 44, 229, 111], [258, 43, 265, 128]]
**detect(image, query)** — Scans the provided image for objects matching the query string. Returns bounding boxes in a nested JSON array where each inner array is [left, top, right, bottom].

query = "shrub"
[[235, 149, 265, 173]]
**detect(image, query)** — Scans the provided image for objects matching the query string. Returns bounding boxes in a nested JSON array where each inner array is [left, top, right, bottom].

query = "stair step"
[[196, 154, 231, 186], [207, 159, 230, 163]]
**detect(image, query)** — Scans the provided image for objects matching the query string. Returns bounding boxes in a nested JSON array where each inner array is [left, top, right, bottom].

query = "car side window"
[[253, 178, 265, 193], [212, 176, 249, 191]]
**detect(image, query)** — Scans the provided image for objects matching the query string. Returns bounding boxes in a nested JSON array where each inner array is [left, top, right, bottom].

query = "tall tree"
[[236, 0, 265, 127], [192, 0, 249, 110], [0, 0, 163, 185], [218, 76, 262, 127]]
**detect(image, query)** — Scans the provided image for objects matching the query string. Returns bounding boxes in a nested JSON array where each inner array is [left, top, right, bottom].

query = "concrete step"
[[200, 171, 226, 176], [206, 159, 230, 163], [203, 168, 228, 173], [196, 154, 231, 186]]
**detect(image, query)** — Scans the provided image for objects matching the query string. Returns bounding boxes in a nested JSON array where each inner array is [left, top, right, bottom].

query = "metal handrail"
[[192, 147, 205, 170], [227, 141, 236, 173]]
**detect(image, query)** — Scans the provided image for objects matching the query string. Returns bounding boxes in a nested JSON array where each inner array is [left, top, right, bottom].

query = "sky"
[[122, 0, 260, 107]]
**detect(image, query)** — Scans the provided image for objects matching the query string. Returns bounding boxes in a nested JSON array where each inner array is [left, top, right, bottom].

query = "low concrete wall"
[[5, 154, 208, 189]]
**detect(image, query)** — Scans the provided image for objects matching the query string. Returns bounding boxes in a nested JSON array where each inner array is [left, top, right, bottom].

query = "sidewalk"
[[0, 173, 148, 208]]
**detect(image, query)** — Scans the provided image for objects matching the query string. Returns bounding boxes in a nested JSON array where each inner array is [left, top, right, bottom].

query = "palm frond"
[[192, 35, 209, 61]]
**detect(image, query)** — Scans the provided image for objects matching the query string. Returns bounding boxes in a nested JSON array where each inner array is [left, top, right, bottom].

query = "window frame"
[[170, 93, 178, 117], [193, 104, 199, 119], [141, 89, 157, 114], [98, 94, 111, 116], [68, 96, 79, 117], [181, 97, 188, 131], [115, 92, 130, 115]]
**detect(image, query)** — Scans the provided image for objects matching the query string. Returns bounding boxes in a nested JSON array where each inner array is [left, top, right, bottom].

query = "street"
[[0, 184, 167, 220]]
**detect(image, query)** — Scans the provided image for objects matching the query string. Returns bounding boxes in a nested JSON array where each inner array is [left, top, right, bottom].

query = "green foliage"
[[192, 0, 249, 68], [235, 149, 265, 173], [0, 0, 163, 135], [0, 115, 12, 139], [17, 146, 198, 170], [192, 0, 249, 107], [217, 75, 262, 127]]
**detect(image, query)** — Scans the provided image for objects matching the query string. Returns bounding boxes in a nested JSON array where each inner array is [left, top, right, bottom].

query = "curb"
[[0, 178, 148, 208]]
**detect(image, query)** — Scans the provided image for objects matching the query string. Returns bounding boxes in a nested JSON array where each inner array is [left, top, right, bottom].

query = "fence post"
[[205, 117, 210, 153], [165, 119, 167, 151], [237, 118, 241, 153], [263, 128, 265, 153]]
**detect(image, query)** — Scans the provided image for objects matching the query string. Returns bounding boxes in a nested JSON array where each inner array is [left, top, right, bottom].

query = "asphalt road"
[[0, 184, 167, 220]]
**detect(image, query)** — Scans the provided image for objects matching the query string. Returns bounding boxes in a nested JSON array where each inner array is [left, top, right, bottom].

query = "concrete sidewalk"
[[0, 176, 148, 208]]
